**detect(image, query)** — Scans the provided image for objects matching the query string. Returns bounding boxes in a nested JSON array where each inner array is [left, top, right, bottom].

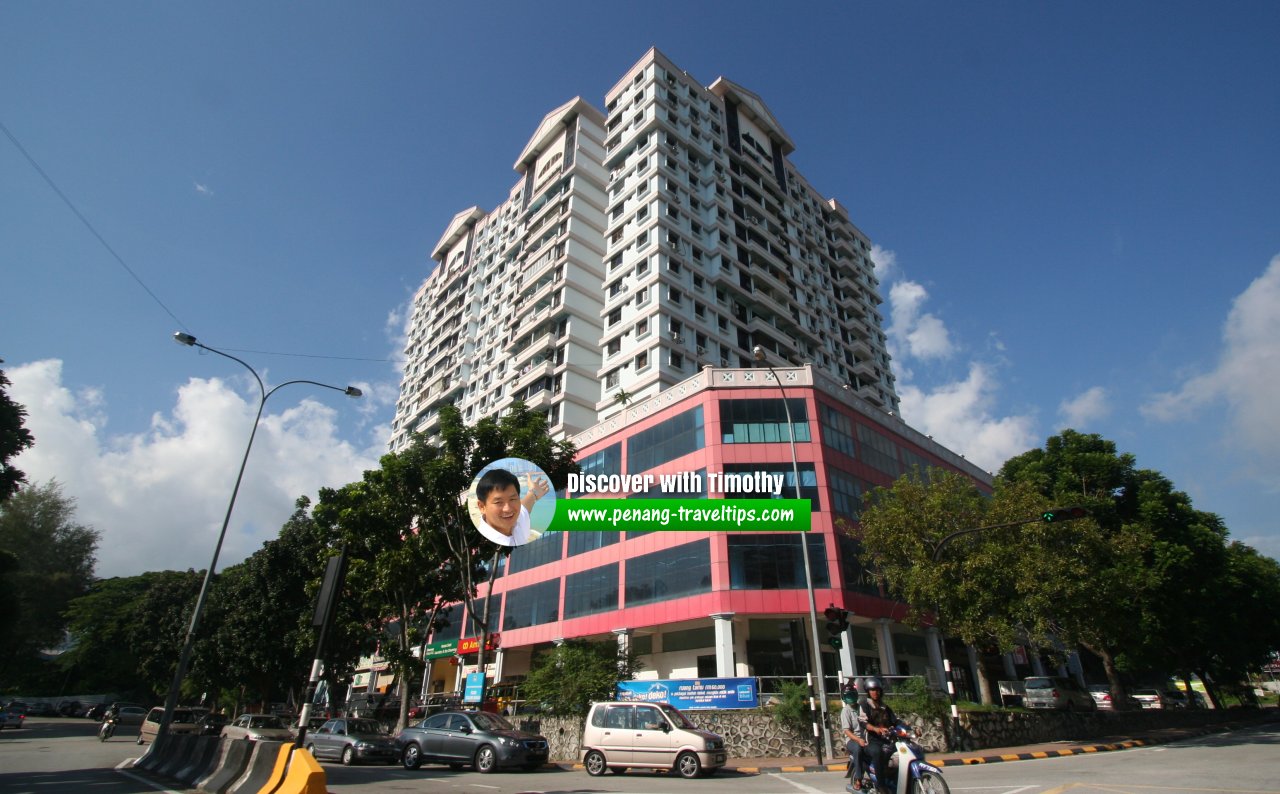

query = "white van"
[[581, 701, 726, 778]]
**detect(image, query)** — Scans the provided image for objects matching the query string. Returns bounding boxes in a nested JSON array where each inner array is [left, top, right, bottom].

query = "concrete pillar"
[[925, 627, 946, 690], [1002, 653, 1018, 680], [493, 648, 505, 683], [966, 645, 982, 699], [1067, 652, 1086, 686], [875, 619, 899, 676], [711, 613, 736, 678], [1030, 649, 1047, 677]]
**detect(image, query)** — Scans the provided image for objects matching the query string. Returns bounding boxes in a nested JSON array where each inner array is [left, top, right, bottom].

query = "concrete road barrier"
[[226, 740, 291, 794], [175, 735, 223, 786], [133, 732, 170, 773], [195, 737, 253, 794], [157, 734, 197, 778], [272, 746, 326, 794]]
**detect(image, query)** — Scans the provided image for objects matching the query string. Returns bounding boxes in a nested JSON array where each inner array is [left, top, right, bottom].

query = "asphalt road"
[[3, 718, 1278, 794]]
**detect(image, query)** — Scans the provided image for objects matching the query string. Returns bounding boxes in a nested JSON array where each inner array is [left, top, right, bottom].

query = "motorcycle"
[[849, 722, 949, 794], [98, 716, 117, 742]]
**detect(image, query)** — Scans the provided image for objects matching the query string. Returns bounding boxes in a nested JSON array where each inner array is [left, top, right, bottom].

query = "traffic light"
[[823, 605, 850, 649], [1042, 506, 1088, 523]]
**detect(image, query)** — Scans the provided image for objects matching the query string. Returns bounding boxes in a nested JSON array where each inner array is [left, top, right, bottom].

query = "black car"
[[396, 710, 548, 773], [197, 713, 230, 736]]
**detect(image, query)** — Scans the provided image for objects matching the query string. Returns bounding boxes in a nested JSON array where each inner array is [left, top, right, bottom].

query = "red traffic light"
[[823, 605, 844, 622]]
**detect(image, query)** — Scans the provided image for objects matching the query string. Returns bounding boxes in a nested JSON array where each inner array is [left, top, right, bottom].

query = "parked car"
[[1023, 677, 1096, 711], [138, 707, 203, 745], [305, 718, 398, 766], [27, 702, 57, 717], [290, 716, 328, 739], [0, 704, 26, 730], [1131, 688, 1172, 709], [1087, 684, 1138, 710], [397, 710, 548, 773], [113, 705, 148, 726], [222, 713, 293, 742], [580, 701, 727, 778], [198, 713, 230, 736]]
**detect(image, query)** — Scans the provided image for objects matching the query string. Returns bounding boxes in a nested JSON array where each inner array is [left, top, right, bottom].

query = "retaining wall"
[[518, 707, 1264, 762]]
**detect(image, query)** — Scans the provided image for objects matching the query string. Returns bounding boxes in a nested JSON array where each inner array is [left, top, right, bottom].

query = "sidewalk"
[[715, 718, 1271, 774]]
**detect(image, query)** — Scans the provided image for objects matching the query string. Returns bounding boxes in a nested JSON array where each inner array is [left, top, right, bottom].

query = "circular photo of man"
[[467, 458, 556, 547]]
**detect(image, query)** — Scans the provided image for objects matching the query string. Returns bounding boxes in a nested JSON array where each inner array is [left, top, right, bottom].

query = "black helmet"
[[864, 676, 884, 692]]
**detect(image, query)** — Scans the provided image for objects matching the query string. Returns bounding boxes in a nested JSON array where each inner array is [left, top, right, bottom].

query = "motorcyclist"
[[859, 678, 897, 784], [840, 681, 868, 791]]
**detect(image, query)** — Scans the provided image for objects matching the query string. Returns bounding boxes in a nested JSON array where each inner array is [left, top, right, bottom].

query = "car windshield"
[[1025, 678, 1054, 689], [469, 713, 514, 732], [172, 710, 197, 723], [348, 720, 384, 735], [251, 716, 286, 729], [1133, 689, 1159, 696], [657, 704, 697, 729]]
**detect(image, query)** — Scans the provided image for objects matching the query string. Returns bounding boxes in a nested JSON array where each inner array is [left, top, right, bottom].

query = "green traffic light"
[[828, 636, 843, 649], [1043, 506, 1088, 523]]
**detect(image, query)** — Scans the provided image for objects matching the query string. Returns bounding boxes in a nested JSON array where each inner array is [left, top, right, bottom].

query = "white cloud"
[[887, 280, 955, 361], [1058, 386, 1111, 428], [8, 359, 381, 578], [194, 181, 213, 196], [897, 362, 1039, 473], [870, 243, 898, 282], [1142, 254, 1280, 489]]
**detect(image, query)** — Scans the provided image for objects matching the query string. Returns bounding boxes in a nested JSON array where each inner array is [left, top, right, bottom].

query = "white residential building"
[[390, 48, 898, 450]]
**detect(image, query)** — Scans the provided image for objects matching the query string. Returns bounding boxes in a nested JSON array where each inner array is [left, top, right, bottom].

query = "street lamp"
[[751, 345, 833, 761], [159, 331, 362, 741]]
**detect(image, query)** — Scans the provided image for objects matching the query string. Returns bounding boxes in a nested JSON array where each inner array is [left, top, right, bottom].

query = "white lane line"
[[766, 772, 828, 794]]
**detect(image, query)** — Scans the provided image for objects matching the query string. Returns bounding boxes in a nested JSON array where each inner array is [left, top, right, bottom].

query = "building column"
[[1002, 653, 1018, 680], [875, 619, 899, 676], [1029, 649, 1047, 677], [926, 627, 946, 691], [711, 613, 736, 678], [1066, 651, 1086, 686], [966, 645, 982, 701], [453, 659, 465, 693], [493, 648, 505, 683]]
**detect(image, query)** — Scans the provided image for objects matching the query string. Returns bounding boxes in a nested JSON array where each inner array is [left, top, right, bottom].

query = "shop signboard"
[[616, 677, 758, 710]]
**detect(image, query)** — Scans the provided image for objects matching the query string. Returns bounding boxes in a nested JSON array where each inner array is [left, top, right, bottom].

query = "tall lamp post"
[[159, 331, 362, 741], [751, 345, 833, 761]]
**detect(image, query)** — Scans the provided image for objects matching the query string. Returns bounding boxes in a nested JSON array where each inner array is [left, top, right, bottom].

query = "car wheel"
[[136, 736, 143, 745], [304, 743, 316, 760], [676, 751, 702, 779], [474, 745, 497, 774], [341, 746, 355, 766], [402, 743, 423, 770], [584, 750, 607, 777]]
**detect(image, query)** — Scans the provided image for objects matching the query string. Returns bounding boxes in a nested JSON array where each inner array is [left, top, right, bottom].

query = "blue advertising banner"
[[615, 677, 758, 710], [463, 672, 486, 704]]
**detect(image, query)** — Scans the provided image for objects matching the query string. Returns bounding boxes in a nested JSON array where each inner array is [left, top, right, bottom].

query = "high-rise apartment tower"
[[390, 48, 898, 452]]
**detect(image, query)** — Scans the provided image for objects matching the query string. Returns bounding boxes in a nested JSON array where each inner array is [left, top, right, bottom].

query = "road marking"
[[766, 771, 828, 794]]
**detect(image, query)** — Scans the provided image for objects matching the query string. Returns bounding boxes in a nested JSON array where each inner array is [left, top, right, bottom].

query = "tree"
[[59, 573, 173, 698], [0, 362, 36, 503], [204, 497, 333, 710], [521, 639, 640, 717], [0, 480, 99, 681], [125, 569, 205, 698], [314, 441, 468, 732], [854, 468, 1051, 703]]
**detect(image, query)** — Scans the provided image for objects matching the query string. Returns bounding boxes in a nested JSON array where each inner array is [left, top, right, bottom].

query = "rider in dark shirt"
[[859, 678, 897, 782]]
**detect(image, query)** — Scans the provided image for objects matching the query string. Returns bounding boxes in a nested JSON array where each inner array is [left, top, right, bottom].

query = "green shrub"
[[771, 680, 813, 734]]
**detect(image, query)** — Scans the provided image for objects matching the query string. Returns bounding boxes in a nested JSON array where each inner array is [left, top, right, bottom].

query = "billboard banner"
[[615, 677, 758, 710]]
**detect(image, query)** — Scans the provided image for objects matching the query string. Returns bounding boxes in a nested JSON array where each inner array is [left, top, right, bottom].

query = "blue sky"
[[3, 2, 1277, 576]]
